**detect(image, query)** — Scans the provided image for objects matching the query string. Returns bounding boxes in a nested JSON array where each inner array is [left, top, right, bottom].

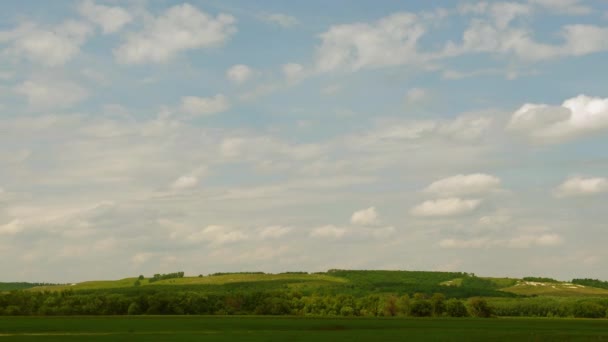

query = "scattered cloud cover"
[[424, 174, 502, 197], [315, 12, 426, 72], [78, 0, 133, 34], [14, 79, 88, 109], [0, 20, 92, 66], [114, 4, 236, 64], [259, 225, 293, 239], [411, 198, 481, 217], [310, 225, 347, 239], [351, 207, 379, 226], [259, 13, 298, 28], [404, 88, 429, 104], [554, 177, 608, 198], [440, 233, 564, 249], [180, 94, 230, 116], [226, 64, 255, 84], [0, 1, 607, 281], [508, 95, 608, 143], [529, 0, 592, 15]]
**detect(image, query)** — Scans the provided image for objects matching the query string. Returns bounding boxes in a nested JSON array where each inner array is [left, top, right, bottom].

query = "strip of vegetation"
[[0, 283, 61, 291], [148, 272, 185, 283], [522, 277, 560, 283], [572, 278, 608, 289]]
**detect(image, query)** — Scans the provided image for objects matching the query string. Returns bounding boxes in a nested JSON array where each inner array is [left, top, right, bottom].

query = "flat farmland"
[[1, 316, 608, 341]]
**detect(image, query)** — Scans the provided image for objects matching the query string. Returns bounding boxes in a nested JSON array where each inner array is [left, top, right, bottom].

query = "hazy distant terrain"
[[3, 270, 608, 318]]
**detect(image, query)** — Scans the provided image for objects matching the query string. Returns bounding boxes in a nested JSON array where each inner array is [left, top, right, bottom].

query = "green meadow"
[[1, 316, 608, 341]]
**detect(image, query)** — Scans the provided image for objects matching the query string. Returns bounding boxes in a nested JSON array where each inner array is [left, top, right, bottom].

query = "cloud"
[[78, 0, 133, 34], [478, 213, 511, 226], [310, 225, 347, 239], [114, 3, 236, 64], [321, 84, 342, 95], [180, 94, 230, 116], [507, 95, 608, 143], [259, 225, 293, 239], [315, 12, 425, 72], [282, 63, 307, 83], [424, 173, 502, 196], [529, 0, 592, 15], [226, 64, 255, 84], [350, 207, 379, 226], [0, 20, 93, 66], [405, 87, 429, 104], [358, 115, 493, 146], [131, 252, 154, 265], [170, 175, 198, 190], [187, 225, 248, 246], [554, 177, 608, 198], [259, 13, 298, 28], [14, 79, 88, 109], [410, 198, 481, 217], [446, 1, 608, 62], [439, 233, 564, 248], [0, 219, 24, 236]]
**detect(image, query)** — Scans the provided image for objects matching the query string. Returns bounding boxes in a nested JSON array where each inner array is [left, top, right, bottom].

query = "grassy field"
[[22, 271, 608, 298], [28, 273, 347, 292], [1, 316, 608, 341], [502, 281, 608, 297]]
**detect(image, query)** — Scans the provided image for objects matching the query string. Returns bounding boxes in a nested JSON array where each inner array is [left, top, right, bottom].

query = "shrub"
[[572, 302, 605, 318], [127, 302, 141, 315], [468, 298, 492, 318], [410, 299, 432, 317], [445, 299, 468, 317]]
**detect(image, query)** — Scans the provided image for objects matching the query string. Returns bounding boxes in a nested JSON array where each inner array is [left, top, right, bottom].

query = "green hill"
[[0, 282, 60, 291], [18, 270, 608, 298]]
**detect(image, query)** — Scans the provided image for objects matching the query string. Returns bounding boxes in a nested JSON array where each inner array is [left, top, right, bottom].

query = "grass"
[[502, 281, 608, 297], [1, 316, 608, 341], [26, 271, 608, 298], [29, 274, 347, 292]]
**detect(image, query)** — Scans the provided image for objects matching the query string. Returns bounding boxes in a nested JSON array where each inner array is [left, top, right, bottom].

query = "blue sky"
[[1, 0, 608, 282]]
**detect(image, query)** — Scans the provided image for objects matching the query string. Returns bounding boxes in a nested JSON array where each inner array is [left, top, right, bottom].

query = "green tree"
[[468, 298, 492, 318], [382, 295, 399, 317], [430, 293, 446, 316], [127, 302, 141, 315], [445, 299, 468, 317], [397, 294, 411, 316]]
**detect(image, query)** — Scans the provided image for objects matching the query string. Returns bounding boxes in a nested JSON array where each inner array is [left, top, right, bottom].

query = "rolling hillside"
[[20, 270, 608, 298]]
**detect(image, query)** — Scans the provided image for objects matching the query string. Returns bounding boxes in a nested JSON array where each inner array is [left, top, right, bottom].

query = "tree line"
[[1, 289, 608, 318]]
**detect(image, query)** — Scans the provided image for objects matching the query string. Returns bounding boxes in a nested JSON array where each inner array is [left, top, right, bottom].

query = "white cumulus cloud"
[[78, 0, 132, 34], [259, 225, 293, 239], [14, 79, 88, 109], [171, 175, 198, 190], [508, 95, 608, 143], [114, 3, 236, 64], [529, 0, 591, 15], [0, 219, 24, 236], [310, 225, 347, 239], [439, 233, 564, 248], [405, 87, 429, 104], [259, 13, 298, 28], [226, 64, 254, 84], [350, 207, 379, 226], [411, 198, 481, 217], [187, 225, 247, 246], [282, 63, 306, 82], [424, 173, 502, 196], [0, 20, 93, 66], [315, 12, 425, 72], [180, 94, 230, 116], [554, 176, 608, 198]]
